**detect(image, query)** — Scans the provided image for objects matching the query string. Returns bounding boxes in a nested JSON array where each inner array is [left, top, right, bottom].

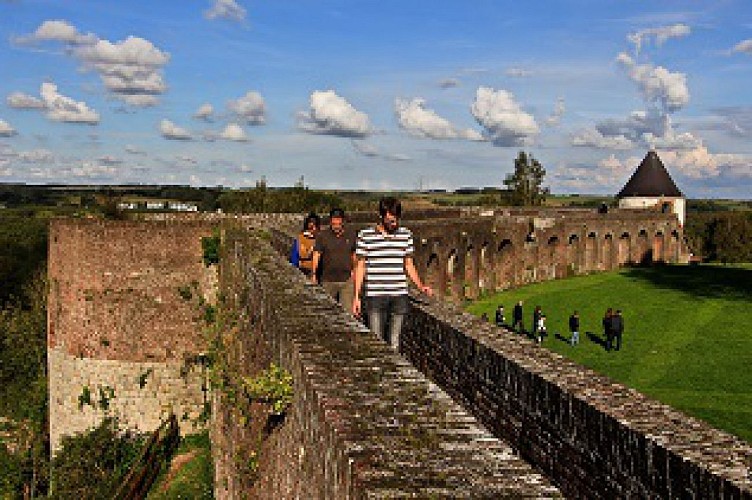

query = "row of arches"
[[416, 228, 684, 302]]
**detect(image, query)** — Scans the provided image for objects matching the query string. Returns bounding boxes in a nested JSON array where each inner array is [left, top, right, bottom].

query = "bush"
[[50, 418, 145, 499]]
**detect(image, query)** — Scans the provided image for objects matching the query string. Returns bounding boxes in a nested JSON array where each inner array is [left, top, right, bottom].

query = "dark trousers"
[[367, 295, 409, 350]]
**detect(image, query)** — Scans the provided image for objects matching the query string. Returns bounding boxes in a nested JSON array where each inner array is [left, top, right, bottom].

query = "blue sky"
[[0, 0, 751, 198]]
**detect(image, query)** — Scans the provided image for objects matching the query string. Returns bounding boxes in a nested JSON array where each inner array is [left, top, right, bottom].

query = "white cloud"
[[395, 98, 482, 141], [544, 97, 565, 126], [572, 127, 635, 150], [352, 140, 379, 157], [505, 67, 532, 78], [616, 52, 689, 113], [219, 123, 249, 142], [160, 119, 192, 140], [298, 90, 372, 137], [7, 92, 45, 109], [97, 155, 122, 166], [75, 36, 169, 106], [18, 149, 54, 163], [68, 161, 117, 179], [40, 82, 100, 124], [0, 119, 17, 137], [627, 24, 690, 55], [554, 154, 641, 191], [227, 91, 266, 125], [732, 39, 752, 55], [19, 21, 170, 107], [351, 140, 411, 162], [204, 0, 246, 22], [238, 164, 253, 173], [470, 87, 539, 146], [16, 19, 97, 45], [659, 146, 722, 179], [577, 110, 700, 151], [194, 103, 214, 121]]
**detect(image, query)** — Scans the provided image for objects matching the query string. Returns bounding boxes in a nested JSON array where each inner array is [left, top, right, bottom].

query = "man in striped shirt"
[[352, 197, 432, 349]]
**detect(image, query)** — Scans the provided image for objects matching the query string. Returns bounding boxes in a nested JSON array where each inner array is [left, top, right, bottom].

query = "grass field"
[[466, 264, 752, 444]]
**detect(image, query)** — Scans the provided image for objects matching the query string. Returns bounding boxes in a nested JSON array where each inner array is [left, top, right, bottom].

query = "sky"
[[0, 0, 751, 198]]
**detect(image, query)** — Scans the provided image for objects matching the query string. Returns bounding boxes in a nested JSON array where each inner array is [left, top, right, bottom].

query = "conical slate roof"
[[617, 150, 683, 198]]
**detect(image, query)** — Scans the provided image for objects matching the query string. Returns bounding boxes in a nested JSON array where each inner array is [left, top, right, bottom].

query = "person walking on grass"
[[611, 310, 624, 351], [512, 300, 524, 333], [603, 307, 614, 351], [569, 310, 580, 346], [536, 314, 547, 344], [352, 196, 432, 350], [495, 304, 505, 327], [532, 305, 542, 341], [312, 208, 356, 314]]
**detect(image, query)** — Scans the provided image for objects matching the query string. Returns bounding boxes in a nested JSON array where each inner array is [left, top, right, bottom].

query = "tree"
[[503, 151, 549, 206]]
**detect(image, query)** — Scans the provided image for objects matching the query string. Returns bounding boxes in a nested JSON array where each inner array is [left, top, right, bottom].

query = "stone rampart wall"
[[211, 229, 561, 498], [48, 346, 206, 451], [402, 300, 752, 498], [47, 219, 218, 451]]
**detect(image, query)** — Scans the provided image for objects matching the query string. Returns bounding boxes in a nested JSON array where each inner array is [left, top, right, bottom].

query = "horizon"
[[1, 1, 751, 199]]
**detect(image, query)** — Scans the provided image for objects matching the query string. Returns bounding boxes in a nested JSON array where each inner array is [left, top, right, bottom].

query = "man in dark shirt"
[[312, 208, 356, 313], [512, 301, 524, 333], [611, 310, 624, 351], [569, 311, 580, 346], [494, 304, 505, 327]]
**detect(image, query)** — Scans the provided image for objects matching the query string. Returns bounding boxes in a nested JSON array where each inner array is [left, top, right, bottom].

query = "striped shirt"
[[355, 226, 414, 297]]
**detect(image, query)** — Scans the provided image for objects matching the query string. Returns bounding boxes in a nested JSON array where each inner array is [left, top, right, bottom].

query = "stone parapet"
[[402, 300, 752, 498], [212, 229, 561, 498]]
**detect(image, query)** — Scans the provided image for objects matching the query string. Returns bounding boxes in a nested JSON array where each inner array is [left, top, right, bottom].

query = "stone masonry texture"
[[47, 208, 751, 499], [212, 228, 562, 498]]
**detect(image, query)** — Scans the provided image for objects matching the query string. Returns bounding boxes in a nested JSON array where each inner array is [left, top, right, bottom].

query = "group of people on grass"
[[486, 302, 625, 351], [290, 197, 432, 349]]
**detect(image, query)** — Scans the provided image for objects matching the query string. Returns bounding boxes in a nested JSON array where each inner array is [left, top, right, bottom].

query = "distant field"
[[467, 265, 752, 443]]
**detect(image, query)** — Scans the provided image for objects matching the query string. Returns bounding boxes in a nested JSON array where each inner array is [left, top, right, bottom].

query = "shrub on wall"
[[50, 418, 145, 499]]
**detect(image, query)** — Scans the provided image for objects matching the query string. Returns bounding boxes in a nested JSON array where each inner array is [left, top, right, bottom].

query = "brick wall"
[[47, 219, 217, 451], [402, 301, 752, 498]]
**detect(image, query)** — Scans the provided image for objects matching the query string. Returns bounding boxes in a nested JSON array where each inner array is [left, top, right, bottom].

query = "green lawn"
[[467, 264, 752, 444]]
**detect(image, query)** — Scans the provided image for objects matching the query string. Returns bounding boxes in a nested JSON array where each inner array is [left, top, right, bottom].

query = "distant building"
[[617, 150, 685, 226]]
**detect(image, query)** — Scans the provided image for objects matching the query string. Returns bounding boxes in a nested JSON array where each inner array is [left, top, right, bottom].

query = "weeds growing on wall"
[[50, 417, 146, 499]]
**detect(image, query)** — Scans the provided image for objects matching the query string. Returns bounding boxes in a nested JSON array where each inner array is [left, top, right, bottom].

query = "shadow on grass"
[[623, 265, 752, 301], [554, 332, 572, 345], [586, 331, 608, 351]]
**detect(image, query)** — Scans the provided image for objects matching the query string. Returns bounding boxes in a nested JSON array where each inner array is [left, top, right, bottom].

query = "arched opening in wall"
[[479, 242, 491, 291], [547, 236, 560, 279], [446, 249, 459, 296], [567, 234, 580, 276], [618, 232, 630, 265], [670, 229, 681, 262], [604, 234, 614, 269], [496, 239, 514, 289], [585, 232, 597, 271], [425, 252, 441, 296], [653, 231, 665, 263], [638, 229, 652, 264], [464, 244, 477, 299]]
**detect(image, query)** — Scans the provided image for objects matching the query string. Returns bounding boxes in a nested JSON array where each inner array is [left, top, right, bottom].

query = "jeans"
[[367, 295, 409, 350], [571, 331, 579, 346]]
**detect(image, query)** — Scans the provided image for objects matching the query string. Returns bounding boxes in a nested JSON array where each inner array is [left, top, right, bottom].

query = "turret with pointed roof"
[[617, 150, 686, 225], [617, 150, 683, 198]]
